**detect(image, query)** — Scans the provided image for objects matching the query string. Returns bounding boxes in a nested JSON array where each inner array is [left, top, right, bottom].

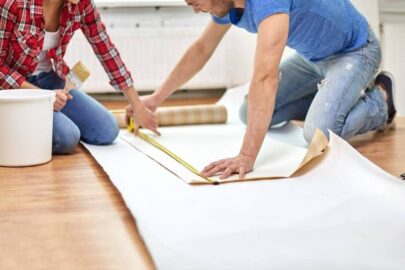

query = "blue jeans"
[[27, 71, 119, 154], [240, 28, 387, 142]]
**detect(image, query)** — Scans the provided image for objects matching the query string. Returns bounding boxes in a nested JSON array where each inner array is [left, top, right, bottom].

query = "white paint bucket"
[[0, 90, 56, 166]]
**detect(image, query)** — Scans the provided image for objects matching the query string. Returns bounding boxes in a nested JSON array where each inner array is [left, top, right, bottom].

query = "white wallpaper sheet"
[[84, 84, 405, 269], [84, 130, 405, 269]]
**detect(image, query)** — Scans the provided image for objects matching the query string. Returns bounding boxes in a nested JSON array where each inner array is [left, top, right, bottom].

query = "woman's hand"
[[54, 90, 73, 111], [201, 154, 255, 179], [126, 103, 160, 136], [123, 85, 160, 136]]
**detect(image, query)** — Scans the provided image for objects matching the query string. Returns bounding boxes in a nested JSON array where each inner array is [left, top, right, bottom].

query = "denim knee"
[[97, 119, 119, 145], [84, 116, 119, 145], [303, 117, 335, 143], [239, 95, 248, 125], [53, 124, 81, 155]]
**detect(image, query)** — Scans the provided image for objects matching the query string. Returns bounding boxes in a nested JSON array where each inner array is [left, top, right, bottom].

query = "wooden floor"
[[0, 97, 404, 270]]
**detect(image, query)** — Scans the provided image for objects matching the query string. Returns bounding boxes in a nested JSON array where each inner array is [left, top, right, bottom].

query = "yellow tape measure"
[[128, 118, 216, 184]]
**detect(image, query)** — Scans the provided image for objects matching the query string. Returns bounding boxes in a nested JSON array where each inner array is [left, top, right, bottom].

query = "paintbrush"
[[64, 61, 91, 92]]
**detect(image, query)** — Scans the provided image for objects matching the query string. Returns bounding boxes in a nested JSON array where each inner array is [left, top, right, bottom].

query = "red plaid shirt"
[[0, 0, 133, 90]]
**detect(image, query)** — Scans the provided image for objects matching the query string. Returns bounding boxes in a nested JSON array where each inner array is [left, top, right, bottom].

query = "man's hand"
[[125, 103, 160, 136], [54, 89, 73, 111], [141, 94, 160, 113], [201, 154, 254, 179]]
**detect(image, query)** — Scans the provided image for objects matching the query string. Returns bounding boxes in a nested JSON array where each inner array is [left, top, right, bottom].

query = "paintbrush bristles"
[[71, 61, 90, 82]]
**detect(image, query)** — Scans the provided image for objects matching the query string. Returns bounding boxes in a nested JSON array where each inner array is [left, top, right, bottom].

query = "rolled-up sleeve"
[[80, 0, 133, 91], [0, 3, 25, 89]]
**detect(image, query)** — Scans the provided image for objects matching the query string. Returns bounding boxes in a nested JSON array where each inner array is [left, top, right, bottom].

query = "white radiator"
[[64, 7, 256, 93]]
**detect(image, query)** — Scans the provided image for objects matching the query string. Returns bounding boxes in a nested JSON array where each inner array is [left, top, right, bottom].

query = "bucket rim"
[[0, 89, 56, 103]]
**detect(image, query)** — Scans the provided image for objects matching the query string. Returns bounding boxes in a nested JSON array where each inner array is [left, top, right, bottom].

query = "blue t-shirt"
[[212, 0, 369, 61]]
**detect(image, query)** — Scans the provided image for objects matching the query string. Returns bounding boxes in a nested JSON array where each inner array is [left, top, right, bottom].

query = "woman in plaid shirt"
[[0, 0, 159, 154]]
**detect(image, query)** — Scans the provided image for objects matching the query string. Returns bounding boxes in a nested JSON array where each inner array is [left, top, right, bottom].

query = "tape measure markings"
[[128, 118, 215, 184]]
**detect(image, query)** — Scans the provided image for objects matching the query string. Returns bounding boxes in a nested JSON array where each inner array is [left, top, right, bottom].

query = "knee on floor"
[[53, 125, 81, 155], [303, 118, 341, 143], [84, 116, 119, 145]]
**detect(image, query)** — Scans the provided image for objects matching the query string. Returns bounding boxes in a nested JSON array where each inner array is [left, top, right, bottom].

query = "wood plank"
[[0, 96, 403, 270], [0, 147, 154, 270]]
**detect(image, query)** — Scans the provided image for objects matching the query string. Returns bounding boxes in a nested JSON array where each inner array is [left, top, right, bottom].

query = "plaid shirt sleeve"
[[0, 3, 25, 90], [80, 0, 134, 91]]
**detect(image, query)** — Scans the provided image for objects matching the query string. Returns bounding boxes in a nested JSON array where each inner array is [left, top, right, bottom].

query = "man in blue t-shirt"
[[142, 0, 397, 180]]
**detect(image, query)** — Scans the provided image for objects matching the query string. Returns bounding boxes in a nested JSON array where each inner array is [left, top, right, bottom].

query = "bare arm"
[[239, 13, 289, 162], [202, 13, 289, 179], [146, 21, 231, 109]]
